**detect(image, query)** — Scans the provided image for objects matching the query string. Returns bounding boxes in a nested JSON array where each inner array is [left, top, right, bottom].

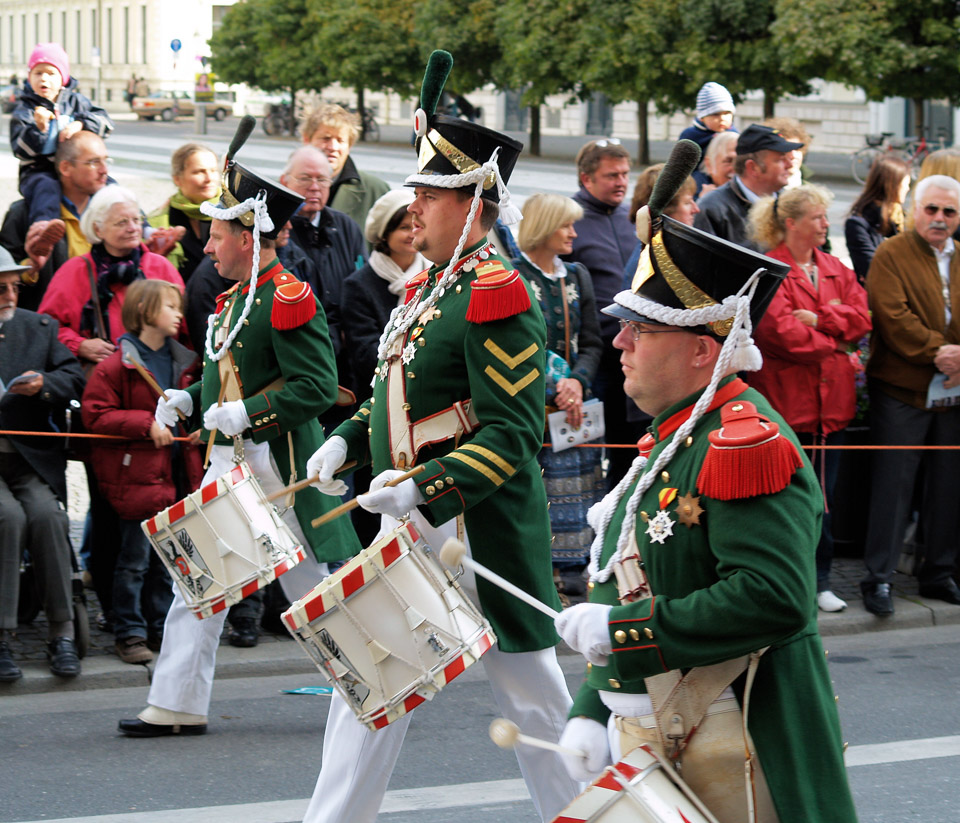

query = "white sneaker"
[[817, 590, 847, 612]]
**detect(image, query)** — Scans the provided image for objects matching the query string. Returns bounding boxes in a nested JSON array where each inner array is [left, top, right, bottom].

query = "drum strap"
[[384, 353, 479, 469]]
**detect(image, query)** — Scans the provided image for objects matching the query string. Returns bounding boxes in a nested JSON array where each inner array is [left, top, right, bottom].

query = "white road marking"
[[13, 735, 960, 823]]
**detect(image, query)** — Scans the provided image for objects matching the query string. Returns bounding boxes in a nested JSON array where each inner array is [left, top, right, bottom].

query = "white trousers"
[[147, 442, 328, 717], [303, 511, 581, 823]]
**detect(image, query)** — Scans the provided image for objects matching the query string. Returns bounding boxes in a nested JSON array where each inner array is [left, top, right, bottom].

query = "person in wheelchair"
[[0, 246, 85, 681]]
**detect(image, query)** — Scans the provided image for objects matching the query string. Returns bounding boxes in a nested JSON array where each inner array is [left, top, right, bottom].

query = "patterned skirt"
[[538, 443, 606, 566]]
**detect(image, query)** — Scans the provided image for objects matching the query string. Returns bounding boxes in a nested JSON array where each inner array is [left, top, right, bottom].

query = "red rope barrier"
[[0, 429, 194, 442]]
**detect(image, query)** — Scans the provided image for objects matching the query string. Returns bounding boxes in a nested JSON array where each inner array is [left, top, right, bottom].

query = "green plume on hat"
[[419, 50, 453, 117]]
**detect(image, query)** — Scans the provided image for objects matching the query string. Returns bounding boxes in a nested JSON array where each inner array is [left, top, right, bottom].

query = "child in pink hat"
[[10, 43, 114, 271]]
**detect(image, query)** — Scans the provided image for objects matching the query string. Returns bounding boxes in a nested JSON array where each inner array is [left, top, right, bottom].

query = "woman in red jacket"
[[82, 279, 202, 663], [748, 184, 872, 612]]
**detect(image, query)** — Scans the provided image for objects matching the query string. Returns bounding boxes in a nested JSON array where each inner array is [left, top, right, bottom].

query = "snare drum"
[[282, 521, 496, 731], [142, 461, 305, 619], [553, 744, 719, 823]]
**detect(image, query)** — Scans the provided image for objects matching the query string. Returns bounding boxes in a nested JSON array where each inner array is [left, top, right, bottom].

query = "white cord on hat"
[[200, 195, 274, 362], [587, 268, 764, 583]]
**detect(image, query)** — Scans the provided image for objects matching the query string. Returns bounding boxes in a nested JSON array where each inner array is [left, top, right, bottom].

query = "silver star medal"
[[645, 509, 675, 544], [401, 341, 418, 364]]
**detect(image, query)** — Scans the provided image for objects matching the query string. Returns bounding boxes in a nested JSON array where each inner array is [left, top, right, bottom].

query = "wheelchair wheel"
[[73, 598, 90, 659]]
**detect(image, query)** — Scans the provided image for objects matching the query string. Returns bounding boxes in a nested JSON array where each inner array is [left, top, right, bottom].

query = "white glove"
[[357, 469, 424, 519], [155, 389, 193, 428], [555, 603, 613, 666], [202, 400, 250, 436], [559, 717, 612, 782], [306, 436, 349, 496]]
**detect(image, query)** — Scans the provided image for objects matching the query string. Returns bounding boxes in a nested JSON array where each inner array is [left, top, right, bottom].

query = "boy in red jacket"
[[82, 279, 202, 663]]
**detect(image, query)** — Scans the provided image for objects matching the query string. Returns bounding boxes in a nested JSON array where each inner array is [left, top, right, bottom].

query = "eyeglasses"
[[618, 319, 688, 341], [922, 204, 958, 218], [0, 282, 22, 295], [79, 156, 113, 168], [594, 138, 621, 148], [294, 174, 332, 188]]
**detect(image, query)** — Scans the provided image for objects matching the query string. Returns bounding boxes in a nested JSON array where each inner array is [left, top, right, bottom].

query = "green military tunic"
[[571, 376, 858, 823], [187, 259, 360, 563], [334, 240, 561, 652]]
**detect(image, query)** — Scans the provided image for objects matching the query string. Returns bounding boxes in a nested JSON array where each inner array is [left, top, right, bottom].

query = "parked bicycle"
[[262, 101, 299, 137], [335, 102, 380, 142], [851, 129, 949, 184]]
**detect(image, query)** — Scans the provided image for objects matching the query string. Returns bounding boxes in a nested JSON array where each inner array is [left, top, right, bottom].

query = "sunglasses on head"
[[922, 204, 958, 218]]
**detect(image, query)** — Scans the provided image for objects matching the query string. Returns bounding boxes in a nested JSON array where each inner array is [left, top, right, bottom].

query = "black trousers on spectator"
[[593, 341, 645, 488], [862, 382, 960, 587]]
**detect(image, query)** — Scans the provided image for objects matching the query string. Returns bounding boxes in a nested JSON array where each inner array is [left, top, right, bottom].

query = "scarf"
[[368, 250, 427, 301], [169, 189, 220, 221], [81, 244, 145, 336]]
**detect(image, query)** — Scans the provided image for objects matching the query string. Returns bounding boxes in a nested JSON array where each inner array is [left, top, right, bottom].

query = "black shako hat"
[[407, 50, 522, 203], [217, 161, 303, 240], [603, 215, 789, 338]]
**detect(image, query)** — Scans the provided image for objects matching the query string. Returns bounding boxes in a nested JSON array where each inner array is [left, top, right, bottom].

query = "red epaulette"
[[696, 401, 803, 500], [271, 278, 316, 330], [465, 260, 531, 324], [403, 270, 430, 305], [214, 284, 238, 315]]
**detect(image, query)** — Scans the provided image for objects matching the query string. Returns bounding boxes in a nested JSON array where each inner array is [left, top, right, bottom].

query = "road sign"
[[170, 39, 182, 53]]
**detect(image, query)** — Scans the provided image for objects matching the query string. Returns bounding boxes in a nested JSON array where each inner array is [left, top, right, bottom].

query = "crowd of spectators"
[[3, 83, 959, 682]]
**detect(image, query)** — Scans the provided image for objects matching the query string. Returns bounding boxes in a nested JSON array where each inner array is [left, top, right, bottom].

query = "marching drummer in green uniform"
[[303, 51, 580, 822], [554, 141, 859, 822], [119, 127, 360, 738]]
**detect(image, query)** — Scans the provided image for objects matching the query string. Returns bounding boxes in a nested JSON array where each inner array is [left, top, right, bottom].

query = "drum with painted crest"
[[552, 744, 718, 823], [142, 461, 305, 619], [282, 520, 496, 731]]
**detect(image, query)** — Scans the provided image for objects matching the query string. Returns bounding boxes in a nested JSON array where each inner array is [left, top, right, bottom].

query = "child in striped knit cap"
[[678, 81, 738, 153]]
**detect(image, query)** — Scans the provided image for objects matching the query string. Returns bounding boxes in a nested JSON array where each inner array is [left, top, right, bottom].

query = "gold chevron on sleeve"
[[447, 452, 505, 486], [461, 443, 515, 476], [484, 365, 540, 397], [483, 339, 539, 370]]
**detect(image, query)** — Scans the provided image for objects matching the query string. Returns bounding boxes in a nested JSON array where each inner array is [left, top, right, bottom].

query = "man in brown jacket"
[[863, 173, 960, 615]]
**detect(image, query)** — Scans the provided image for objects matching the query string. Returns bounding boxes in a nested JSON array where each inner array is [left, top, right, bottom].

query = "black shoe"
[[118, 718, 207, 737], [228, 617, 259, 648], [918, 580, 960, 605], [47, 637, 80, 677], [861, 582, 894, 616], [0, 641, 22, 682]]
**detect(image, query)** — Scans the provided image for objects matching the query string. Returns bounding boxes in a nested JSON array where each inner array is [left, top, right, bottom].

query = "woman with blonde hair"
[[748, 184, 871, 612], [514, 193, 604, 600]]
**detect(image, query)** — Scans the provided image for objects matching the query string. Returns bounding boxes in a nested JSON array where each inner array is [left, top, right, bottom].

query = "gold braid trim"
[[422, 129, 496, 190]]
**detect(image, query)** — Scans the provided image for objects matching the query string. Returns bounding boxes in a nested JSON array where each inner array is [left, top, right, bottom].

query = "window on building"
[[75, 10, 81, 64], [47, 12, 52, 41], [107, 8, 113, 64], [33, 13, 38, 46], [92, 10, 97, 48], [10, 15, 15, 67], [20, 14, 25, 64], [141, 6, 146, 64], [123, 8, 129, 64], [61, 12, 66, 46]]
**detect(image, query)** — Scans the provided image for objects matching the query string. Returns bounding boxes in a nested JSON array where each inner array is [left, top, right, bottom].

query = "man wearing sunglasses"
[[861, 173, 960, 616]]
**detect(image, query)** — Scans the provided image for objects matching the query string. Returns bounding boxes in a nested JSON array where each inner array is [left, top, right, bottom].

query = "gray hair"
[[80, 185, 141, 245], [704, 130, 738, 171], [914, 174, 960, 206], [283, 145, 331, 176]]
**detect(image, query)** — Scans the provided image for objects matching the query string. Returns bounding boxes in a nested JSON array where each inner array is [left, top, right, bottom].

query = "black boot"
[[0, 641, 22, 682]]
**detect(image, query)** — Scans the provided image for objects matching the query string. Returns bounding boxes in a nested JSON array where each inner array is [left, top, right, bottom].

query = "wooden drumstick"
[[203, 379, 230, 469], [264, 461, 358, 502], [122, 352, 186, 420], [439, 539, 560, 619], [310, 465, 427, 528], [489, 718, 585, 758]]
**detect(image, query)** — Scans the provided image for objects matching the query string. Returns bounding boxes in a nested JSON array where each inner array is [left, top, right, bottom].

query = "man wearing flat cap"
[[304, 50, 579, 823], [552, 141, 857, 823], [118, 135, 360, 738], [695, 123, 803, 249]]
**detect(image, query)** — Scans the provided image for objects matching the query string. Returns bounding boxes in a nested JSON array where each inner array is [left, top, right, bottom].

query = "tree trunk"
[[288, 88, 296, 136], [912, 98, 925, 138], [637, 100, 650, 166], [358, 87, 367, 141], [529, 105, 541, 157], [762, 92, 775, 120]]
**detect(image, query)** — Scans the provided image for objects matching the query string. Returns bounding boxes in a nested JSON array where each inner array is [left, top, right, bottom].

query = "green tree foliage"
[[208, 0, 328, 96], [773, 0, 960, 132], [307, 0, 420, 99]]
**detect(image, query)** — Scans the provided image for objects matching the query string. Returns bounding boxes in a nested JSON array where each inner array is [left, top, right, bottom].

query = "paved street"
[[2, 114, 955, 822]]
